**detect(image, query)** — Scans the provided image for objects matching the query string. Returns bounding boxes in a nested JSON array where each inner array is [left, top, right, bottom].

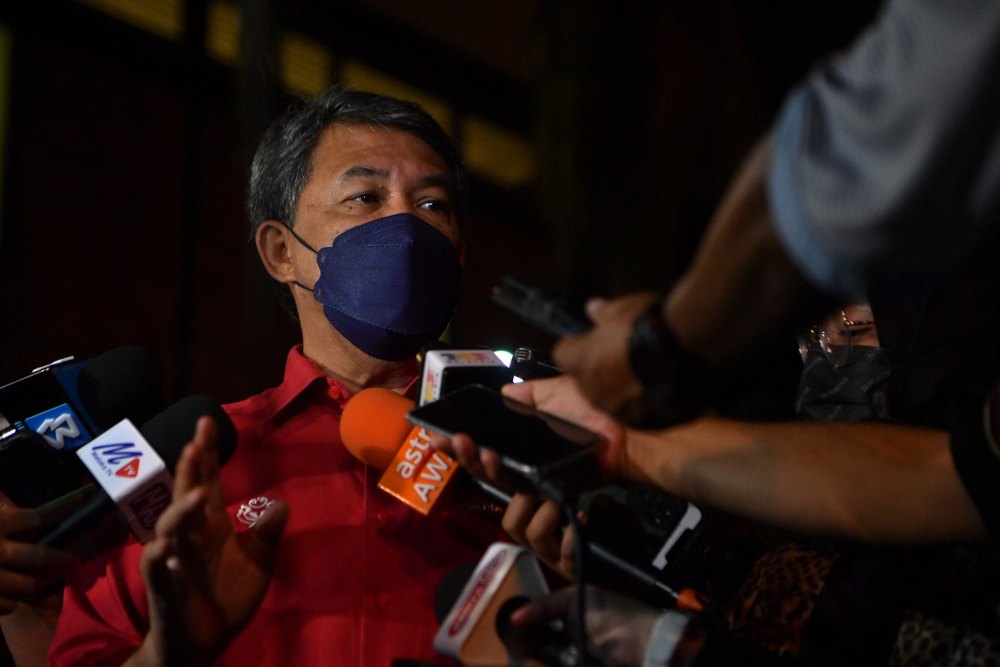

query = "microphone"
[[0, 345, 164, 446], [0, 346, 165, 508], [437, 555, 705, 667], [36, 395, 237, 550], [341, 387, 461, 515], [433, 543, 551, 666], [417, 348, 514, 406], [341, 388, 705, 611]]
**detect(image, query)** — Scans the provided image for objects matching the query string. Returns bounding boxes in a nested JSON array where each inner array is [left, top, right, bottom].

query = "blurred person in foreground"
[[538, 0, 1000, 558], [46, 88, 501, 667], [436, 1, 1000, 658]]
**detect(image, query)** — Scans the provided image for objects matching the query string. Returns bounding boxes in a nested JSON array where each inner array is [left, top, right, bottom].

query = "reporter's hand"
[[504, 494, 583, 581], [0, 493, 76, 667], [502, 375, 628, 478], [428, 375, 628, 484], [0, 500, 75, 615], [428, 376, 630, 580], [552, 293, 659, 424], [511, 585, 662, 667], [130, 417, 288, 667]]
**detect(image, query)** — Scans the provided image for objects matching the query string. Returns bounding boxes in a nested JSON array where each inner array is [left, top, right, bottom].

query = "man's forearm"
[[624, 418, 988, 543], [664, 137, 831, 367]]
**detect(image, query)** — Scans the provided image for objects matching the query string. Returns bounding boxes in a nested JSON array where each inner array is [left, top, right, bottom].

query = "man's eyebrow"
[[419, 174, 453, 191], [336, 167, 451, 191], [338, 165, 388, 183]]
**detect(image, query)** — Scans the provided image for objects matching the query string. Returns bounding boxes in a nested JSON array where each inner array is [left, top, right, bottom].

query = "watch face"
[[627, 299, 711, 427], [628, 299, 676, 388]]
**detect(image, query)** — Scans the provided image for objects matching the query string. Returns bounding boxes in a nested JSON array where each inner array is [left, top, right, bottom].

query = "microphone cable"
[[539, 478, 590, 667]]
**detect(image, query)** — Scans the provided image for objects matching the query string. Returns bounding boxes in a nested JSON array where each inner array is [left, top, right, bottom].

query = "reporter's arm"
[[625, 418, 987, 544], [553, 139, 830, 422], [497, 377, 988, 544]]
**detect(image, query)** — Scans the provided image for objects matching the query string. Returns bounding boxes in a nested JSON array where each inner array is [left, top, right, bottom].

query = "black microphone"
[[0, 346, 165, 508], [36, 395, 237, 551], [432, 544, 551, 666]]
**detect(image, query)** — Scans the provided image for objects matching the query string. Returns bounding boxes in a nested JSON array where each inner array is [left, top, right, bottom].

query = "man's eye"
[[349, 192, 379, 204], [419, 199, 450, 213]]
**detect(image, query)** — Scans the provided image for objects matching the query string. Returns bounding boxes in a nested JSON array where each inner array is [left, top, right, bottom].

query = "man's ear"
[[256, 220, 297, 283]]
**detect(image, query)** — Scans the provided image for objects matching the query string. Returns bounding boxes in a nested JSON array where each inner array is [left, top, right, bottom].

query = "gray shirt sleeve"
[[767, 0, 1000, 297]]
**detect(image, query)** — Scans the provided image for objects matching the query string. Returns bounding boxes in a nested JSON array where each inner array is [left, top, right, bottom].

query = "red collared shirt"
[[50, 346, 503, 666]]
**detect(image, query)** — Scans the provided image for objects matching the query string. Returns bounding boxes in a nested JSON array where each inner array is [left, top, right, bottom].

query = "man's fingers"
[[173, 441, 203, 498], [154, 488, 208, 540], [194, 417, 221, 489], [244, 500, 289, 571], [172, 416, 218, 498], [142, 535, 187, 634]]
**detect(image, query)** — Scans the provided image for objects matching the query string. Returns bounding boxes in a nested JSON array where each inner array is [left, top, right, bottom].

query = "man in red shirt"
[[48, 88, 501, 666]]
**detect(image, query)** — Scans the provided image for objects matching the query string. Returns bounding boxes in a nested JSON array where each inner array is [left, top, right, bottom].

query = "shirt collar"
[[264, 345, 421, 422], [265, 345, 352, 422]]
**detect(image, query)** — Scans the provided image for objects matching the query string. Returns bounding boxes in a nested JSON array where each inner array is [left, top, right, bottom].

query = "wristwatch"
[[627, 296, 710, 426]]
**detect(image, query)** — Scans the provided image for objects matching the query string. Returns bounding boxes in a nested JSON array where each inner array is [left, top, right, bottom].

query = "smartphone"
[[406, 384, 602, 493], [491, 275, 591, 337]]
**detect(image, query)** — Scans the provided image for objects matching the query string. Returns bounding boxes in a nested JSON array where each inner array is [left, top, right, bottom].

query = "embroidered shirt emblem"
[[236, 496, 275, 527]]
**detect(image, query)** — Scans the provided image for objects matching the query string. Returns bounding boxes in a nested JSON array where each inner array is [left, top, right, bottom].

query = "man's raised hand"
[[130, 417, 288, 667]]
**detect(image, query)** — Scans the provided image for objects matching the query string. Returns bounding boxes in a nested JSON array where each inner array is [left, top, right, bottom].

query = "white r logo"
[[36, 413, 81, 450]]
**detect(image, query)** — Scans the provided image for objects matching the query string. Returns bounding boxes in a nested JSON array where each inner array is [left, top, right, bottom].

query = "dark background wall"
[[0, 0, 880, 405]]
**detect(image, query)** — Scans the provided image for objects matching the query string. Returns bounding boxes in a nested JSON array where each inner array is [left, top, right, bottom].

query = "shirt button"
[[377, 592, 392, 609], [377, 509, 389, 525]]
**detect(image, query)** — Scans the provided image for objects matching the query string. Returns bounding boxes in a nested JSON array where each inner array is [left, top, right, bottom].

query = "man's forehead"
[[313, 124, 450, 182]]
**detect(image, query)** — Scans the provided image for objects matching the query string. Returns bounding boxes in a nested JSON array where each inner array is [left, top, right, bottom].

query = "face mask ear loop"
[[280, 221, 319, 293]]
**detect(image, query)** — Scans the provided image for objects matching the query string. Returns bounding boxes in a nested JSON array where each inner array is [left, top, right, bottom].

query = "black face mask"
[[795, 346, 892, 422]]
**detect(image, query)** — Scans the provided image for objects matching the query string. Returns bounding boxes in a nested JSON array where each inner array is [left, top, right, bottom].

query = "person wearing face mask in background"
[[794, 303, 888, 424], [46, 88, 503, 667], [727, 300, 1000, 666]]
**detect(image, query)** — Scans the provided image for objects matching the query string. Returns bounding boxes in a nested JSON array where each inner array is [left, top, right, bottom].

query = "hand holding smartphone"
[[406, 385, 603, 497]]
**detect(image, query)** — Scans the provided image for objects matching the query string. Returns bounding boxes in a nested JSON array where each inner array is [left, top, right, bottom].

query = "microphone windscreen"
[[141, 395, 237, 471], [435, 561, 479, 623], [341, 388, 415, 471], [77, 346, 165, 429]]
